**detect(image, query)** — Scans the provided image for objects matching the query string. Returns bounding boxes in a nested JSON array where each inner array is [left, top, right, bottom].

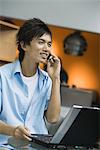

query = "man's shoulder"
[[38, 68, 51, 80], [0, 60, 17, 76], [39, 68, 48, 76], [38, 68, 52, 85]]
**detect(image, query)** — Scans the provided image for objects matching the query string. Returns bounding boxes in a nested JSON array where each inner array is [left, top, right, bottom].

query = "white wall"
[[0, 0, 100, 33]]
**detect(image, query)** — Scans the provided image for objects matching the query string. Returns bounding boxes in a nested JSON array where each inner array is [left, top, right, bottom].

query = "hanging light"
[[63, 31, 87, 56]]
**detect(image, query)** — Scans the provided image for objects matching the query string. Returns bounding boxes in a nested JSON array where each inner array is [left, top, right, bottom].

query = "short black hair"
[[16, 18, 52, 62]]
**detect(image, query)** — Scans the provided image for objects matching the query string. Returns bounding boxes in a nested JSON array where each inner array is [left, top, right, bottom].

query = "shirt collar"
[[12, 59, 22, 76], [11, 59, 50, 93], [12, 59, 49, 83], [38, 66, 49, 80]]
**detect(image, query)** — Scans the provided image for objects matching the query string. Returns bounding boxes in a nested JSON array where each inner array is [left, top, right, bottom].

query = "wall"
[[99, 35, 100, 100], [0, 29, 17, 61], [0, 0, 100, 33], [49, 25, 100, 102]]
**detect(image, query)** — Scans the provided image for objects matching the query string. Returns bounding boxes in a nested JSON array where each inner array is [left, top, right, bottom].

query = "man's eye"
[[48, 43, 51, 47], [38, 40, 44, 44], [39, 41, 44, 44]]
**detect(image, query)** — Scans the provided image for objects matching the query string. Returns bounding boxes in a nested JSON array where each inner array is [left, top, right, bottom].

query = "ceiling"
[[0, 0, 100, 33]]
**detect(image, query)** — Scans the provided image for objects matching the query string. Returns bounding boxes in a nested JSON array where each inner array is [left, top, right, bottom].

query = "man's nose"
[[43, 44, 51, 53]]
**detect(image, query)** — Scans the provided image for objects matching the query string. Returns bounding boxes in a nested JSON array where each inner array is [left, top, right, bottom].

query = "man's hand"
[[47, 54, 61, 81], [14, 125, 32, 141]]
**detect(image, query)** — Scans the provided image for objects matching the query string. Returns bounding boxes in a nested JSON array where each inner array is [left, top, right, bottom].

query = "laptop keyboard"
[[31, 134, 53, 143]]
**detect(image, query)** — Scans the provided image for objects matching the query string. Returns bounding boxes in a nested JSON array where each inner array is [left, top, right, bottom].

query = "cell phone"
[[47, 54, 55, 63], [47, 54, 52, 60]]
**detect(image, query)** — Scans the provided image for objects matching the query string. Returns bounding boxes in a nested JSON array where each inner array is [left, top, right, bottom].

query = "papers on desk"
[[0, 144, 14, 150]]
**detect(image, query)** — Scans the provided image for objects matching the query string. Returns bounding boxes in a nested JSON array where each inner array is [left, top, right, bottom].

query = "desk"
[[7, 137, 99, 150], [8, 137, 57, 150]]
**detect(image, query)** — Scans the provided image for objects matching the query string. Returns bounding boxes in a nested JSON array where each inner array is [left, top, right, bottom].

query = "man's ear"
[[20, 41, 27, 51]]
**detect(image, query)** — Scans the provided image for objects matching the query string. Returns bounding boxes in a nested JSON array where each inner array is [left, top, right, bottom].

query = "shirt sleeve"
[[44, 79, 52, 110], [0, 74, 2, 113]]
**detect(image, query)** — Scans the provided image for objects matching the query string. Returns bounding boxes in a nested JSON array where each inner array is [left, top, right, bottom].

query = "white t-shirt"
[[20, 71, 38, 100]]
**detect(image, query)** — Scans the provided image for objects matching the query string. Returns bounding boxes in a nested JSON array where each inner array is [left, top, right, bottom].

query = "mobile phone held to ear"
[[47, 54, 55, 63], [47, 54, 52, 60]]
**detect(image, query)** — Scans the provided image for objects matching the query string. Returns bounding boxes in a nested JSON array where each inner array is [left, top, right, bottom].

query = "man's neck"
[[21, 59, 38, 77]]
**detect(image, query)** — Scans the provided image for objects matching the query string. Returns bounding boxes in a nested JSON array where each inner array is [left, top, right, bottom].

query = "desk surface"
[[7, 137, 99, 150], [8, 137, 57, 150]]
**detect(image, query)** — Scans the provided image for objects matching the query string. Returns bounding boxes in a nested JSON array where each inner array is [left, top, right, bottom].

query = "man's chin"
[[40, 60, 47, 64]]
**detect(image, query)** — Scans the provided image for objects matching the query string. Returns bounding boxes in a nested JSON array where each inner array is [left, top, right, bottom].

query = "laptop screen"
[[51, 105, 100, 147]]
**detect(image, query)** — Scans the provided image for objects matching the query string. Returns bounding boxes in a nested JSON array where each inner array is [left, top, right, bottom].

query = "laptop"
[[30, 105, 100, 149]]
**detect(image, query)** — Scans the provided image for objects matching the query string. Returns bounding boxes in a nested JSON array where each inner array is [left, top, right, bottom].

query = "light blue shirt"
[[0, 60, 52, 145]]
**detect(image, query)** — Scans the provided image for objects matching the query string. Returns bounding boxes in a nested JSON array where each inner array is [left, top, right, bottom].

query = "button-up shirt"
[[0, 60, 52, 144]]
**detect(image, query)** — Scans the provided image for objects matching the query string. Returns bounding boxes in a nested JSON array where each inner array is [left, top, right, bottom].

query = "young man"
[[0, 18, 61, 145]]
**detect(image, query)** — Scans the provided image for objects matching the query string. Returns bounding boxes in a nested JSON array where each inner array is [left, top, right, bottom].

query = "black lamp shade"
[[63, 31, 87, 56]]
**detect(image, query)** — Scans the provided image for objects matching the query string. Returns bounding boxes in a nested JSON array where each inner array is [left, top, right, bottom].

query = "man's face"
[[24, 33, 52, 64]]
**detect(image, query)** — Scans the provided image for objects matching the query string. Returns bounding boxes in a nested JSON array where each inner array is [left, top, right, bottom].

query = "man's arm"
[[0, 120, 15, 136], [45, 77, 61, 123], [45, 54, 61, 123], [0, 121, 31, 141], [0, 74, 31, 140]]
